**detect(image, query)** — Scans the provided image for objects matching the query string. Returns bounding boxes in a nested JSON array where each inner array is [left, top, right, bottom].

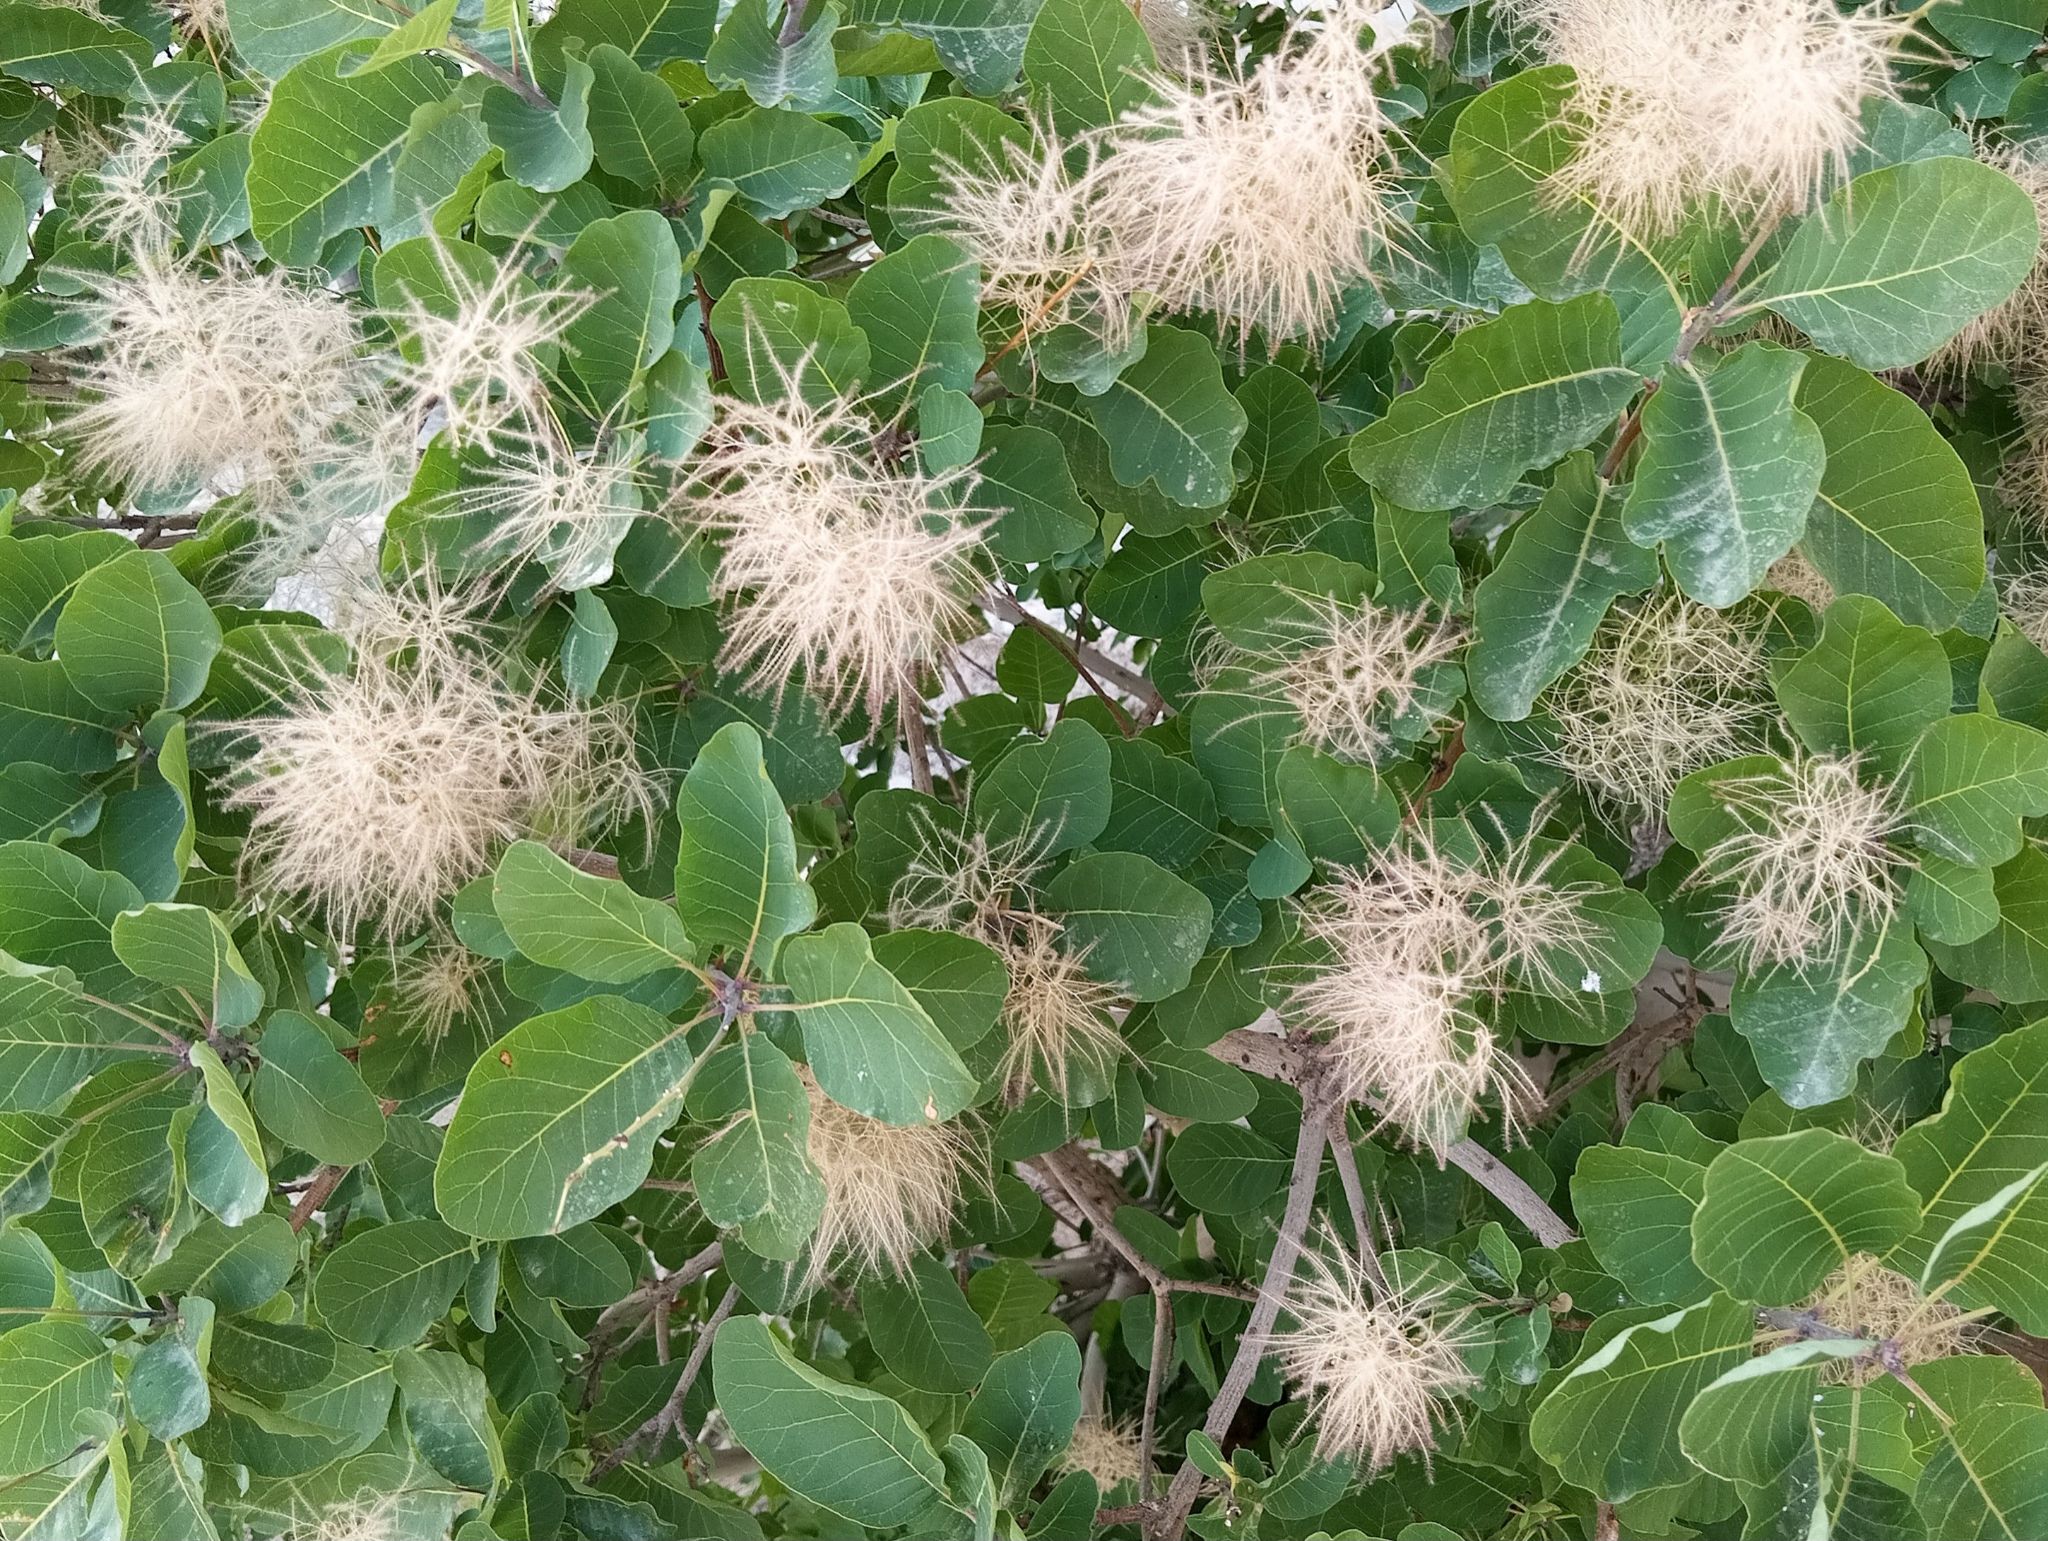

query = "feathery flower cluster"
[[1062, 1414, 1145, 1492], [1221, 593, 1461, 764], [1512, 0, 1914, 238], [1128, 0, 1225, 65], [1933, 141, 2048, 375], [801, 1067, 976, 1280], [676, 365, 990, 719], [889, 814, 1124, 1101], [382, 239, 591, 450], [1764, 546, 1837, 614], [1290, 822, 1600, 1155], [391, 937, 499, 1046], [942, 0, 1404, 351], [227, 586, 651, 940], [1788, 1254, 1973, 1386], [65, 255, 369, 500], [1545, 592, 1773, 824], [1999, 564, 2048, 655], [452, 424, 647, 590], [1691, 753, 1909, 971], [1267, 1241, 1478, 1469]]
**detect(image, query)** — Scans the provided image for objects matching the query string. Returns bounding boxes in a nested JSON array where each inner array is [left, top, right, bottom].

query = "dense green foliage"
[[2, 2, 2048, 1539]]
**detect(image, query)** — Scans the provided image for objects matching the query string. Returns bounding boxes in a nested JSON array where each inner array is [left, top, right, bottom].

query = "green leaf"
[[1469, 451, 1658, 721], [705, 0, 838, 110], [0, 659, 126, 774], [1751, 156, 2039, 369], [675, 722, 816, 972], [1529, 1295, 1753, 1503], [189, 1041, 269, 1225], [0, 1321, 113, 1480], [1620, 344, 1822, 607], [0, 5, 153, 92], [251, 1011, 386, 1165], [699, 106, 860, 219], [313, 1217, 474, 1349], [782, 924, 978, 1125], [1085, 326, 1248, 509], [862, 1253, 996, 1394], [585, 41, 694, 191], [977, 424, 1097, 563], [713, 1315, 953, 1530], [248, 45, 447, 266], [1690, 1130, 1921, 1303], [435, 994, 699, 1239], [1350, 295, 1640, 513], [494, 840, 694, 985], [871, 928, 1008, 1051], [1892, 1019, 2048, 1333], [1905, 714, 2048, 869], [0, 840, 143, 1001], [1916, 1403, 2048, 1540], [1929, 845, 2048, 1003], [1044, 851, 1212, 1002], [1021, 0, 1154, 136], [713, 276, 871, 406], [1274, 746, 1400, 868], [1099, 736, 1219, 869], [686, 1032, 823, 1259], [1910, 853, 2002, 945], [971, 718, 1113, 859], [1728, 916, 1927, 1109], [560, 208, 683, 409], [0, 1112, 68, 1225], [1166, 1122, 1288, 1214], [109, 905, 262, 1033], [348, 0, 456, 73], [54, 550, 220, 717], [844, 0, 1039, 94], [224, 0, 398, 77], [1775, 595, 1951, 775], [481, 54, 595, 193], [846, 234, 984, 405], [957, 1330, 1082, 1508], [1569, 1143, 1713, 1307], [1796, 352, 1986, 632]]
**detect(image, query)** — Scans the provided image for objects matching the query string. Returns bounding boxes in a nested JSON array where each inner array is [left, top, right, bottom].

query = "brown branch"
[[593, 1282, 741, 1477], [1151, 1110, 1328, 1541], [288, 1166, 350, 1232], [1208, 1025, 1579, 1251], [1326, 1120, 1387, 1290], [985, 592, 1167, 719], [899, 677, 935, 795]]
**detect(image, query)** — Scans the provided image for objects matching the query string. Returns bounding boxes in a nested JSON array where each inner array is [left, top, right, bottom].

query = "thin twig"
[[1326, 1120, 1387, 1290], [899, 677, 935, 795], [288, 1166, 350, 1232], [1139, 1287, 1173, 1503], [1151, 1111, 1327, 1541], [985, 591, 1166, 718], [593, 1283, 741, 1476]]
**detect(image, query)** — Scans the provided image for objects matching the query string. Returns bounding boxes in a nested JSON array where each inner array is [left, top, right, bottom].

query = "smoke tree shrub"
[[4, 0, 2048, 1536]]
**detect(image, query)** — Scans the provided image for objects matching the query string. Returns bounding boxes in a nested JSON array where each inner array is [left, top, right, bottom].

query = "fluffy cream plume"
[[64, 255, 369, 499], [1785, 1254, 1973, 1386], [169, 0, 230, 39], [1289, 823, 1599, 1155], [1999, 563, 2048, 654], [1765, 547, 1837, 613], [995, 922, 1127, 1101], [802, 1067, 976, 1279], [1129, 0, 1225, 64], [286, 1493, 408, 1541], [382, 239, 590, 449], [1690, 752, 1909, 972], [886, 813, 1124, 1101], [1933, 140, 2048, 374], [1084, 0, 1405, 346], [79, 101, 193, 255], [451, 424, 645, 589], [227, 584, 652, 940], [1266, 1240, 1478, 1469], [2001, 368, 2048, 535], [1545, 592, 1773, 824], [1215, 594, 1460, 764], [1062, 1414, 1145, 1492], [674, 364, 990, 719], [391, 937, 498, 1046], [1513, 0, 1915, 238], [936, 119, 1125, 351]]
